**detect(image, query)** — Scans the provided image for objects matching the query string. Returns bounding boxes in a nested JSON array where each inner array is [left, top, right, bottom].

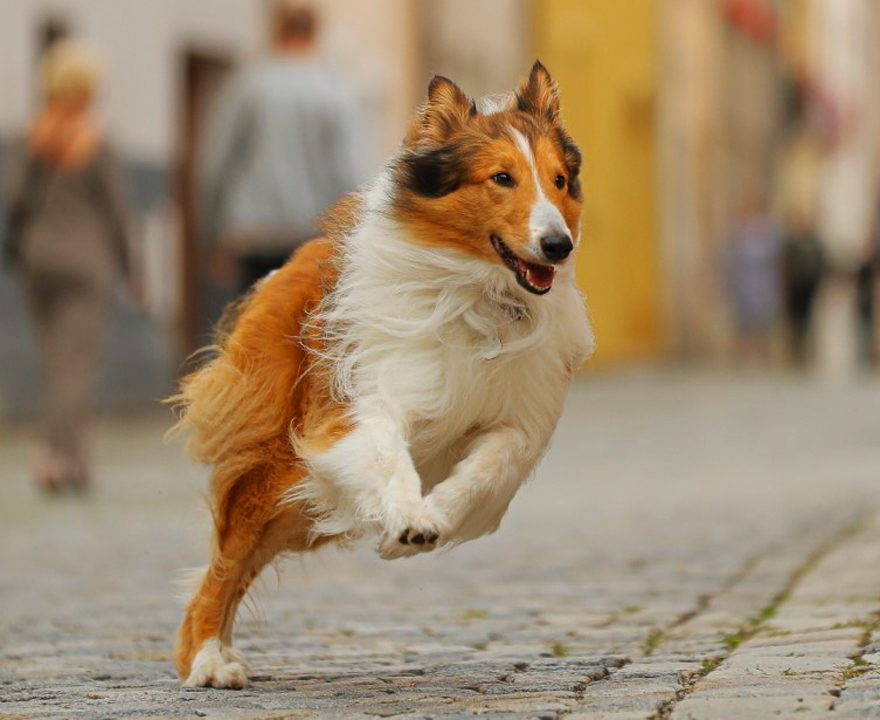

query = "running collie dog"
[[170, 61, 594, 688]]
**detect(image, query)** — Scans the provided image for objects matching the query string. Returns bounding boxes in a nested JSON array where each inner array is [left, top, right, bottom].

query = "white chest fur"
[[323, 221, 591, 461], [294, 216, 594, 541]]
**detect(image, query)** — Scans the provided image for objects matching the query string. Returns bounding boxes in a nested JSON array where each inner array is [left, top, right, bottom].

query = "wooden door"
[[532, 0, 662, 365]]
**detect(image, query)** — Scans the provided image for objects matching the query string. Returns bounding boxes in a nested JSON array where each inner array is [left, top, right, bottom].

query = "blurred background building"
[[1, 0, 878, 418]]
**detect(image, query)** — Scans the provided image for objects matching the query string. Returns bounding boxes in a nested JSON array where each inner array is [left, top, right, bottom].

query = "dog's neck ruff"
[[311, 178, 581, 407]]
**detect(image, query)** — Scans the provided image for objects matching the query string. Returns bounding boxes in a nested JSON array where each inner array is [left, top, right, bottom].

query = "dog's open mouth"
[[490, 235, 555, 295]]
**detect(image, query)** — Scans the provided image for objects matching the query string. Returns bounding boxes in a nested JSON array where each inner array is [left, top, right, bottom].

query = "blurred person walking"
[[775, 83, 827, 368], [1, 41, 131, 494], [724, 196, 782, 366], [781, 214, 826, 367], [855, 199, 880, 367], [200, 1, 369, 293]]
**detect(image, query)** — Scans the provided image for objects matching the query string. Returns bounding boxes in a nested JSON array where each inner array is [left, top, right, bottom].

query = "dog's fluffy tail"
[[166, 239, 338, 535], [165, 290, 297, 523]]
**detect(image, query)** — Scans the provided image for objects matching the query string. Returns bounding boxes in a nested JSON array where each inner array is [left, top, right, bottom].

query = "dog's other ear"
[[516, 60, 560, 122], [405, 75, 477, 146]]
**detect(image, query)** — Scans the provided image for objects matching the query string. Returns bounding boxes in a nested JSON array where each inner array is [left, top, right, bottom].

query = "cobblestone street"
[[2, 372, 880, 719]]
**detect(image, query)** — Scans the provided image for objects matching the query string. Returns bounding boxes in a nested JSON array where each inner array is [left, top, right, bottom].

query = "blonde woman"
[[2, 42, 131, 493]]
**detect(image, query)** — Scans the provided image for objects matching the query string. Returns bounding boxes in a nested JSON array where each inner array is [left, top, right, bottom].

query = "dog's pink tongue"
[[526, 262, 555, 288]]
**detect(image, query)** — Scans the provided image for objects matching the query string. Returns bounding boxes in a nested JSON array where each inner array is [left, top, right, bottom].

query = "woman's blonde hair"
[[41, 41, 103, 103]]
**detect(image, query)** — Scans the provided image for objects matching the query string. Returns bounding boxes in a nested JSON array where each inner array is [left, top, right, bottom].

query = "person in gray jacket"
[[2, 41, 131, 494], [200, 1, 369, 291]]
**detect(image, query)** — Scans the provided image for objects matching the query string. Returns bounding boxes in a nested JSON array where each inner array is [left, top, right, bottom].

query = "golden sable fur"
[[169, 61, 593, 688], [169, 238, 344, 684]]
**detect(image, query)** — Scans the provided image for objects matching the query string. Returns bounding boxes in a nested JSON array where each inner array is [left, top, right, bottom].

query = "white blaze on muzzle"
[[510, 127, 570, 260]]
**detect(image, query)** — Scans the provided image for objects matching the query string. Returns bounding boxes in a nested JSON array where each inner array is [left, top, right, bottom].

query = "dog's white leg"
[[184, 638, 250, 689], [307, 412, 447, 558], [426, 426, 537, 543]]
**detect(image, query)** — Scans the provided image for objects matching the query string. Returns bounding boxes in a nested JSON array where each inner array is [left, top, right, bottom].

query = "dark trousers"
[[237, 251, 291, 294]]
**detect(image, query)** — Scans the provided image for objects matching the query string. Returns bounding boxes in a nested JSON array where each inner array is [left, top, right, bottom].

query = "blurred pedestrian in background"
[[199, 0, 369, 293], [855, 196, 880, 368], [724, 195, 782, 366], [775, 81, 828, 368], [1, 41, 131, 494], [780, 211, 826, 367]]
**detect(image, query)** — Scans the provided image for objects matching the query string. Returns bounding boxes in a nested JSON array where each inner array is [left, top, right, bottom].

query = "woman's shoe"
[[34, 450, 66, 495]]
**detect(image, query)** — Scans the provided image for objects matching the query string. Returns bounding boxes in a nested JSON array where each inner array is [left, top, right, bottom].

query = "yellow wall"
[[532, 0, 661, 365]]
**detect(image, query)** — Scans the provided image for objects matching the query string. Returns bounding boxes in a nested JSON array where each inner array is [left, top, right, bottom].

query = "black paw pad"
[[427, 533, 439, 544], [411, 533, 426, 545], [399, 530, 410, 545]]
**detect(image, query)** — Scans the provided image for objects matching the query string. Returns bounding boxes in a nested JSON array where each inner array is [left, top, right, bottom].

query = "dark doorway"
[[175, 47, 234, 359]]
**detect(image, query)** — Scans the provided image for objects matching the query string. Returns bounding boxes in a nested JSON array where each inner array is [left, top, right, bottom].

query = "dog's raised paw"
[[183, 639, 249, 689], [398, 527, 440, 546], [379, 502, 446, 559]]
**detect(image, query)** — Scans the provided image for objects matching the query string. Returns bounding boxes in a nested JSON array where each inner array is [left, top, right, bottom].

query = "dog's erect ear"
[[428, 75, 473, 112], [405, 75, 476, 146], [516, 60, 560, 122]]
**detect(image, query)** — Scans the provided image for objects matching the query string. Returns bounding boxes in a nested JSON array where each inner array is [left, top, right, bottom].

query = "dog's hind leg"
[[175, 464, 320, 688]]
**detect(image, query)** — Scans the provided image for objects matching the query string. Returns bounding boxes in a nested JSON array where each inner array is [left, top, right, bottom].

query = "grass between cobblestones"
[[720, 514, 869, 654], [647, 512, 873, 720], [837, 612, 880, 686]]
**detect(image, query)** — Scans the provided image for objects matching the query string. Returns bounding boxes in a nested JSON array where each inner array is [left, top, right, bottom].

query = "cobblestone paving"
[[1, 372, 879, 719]]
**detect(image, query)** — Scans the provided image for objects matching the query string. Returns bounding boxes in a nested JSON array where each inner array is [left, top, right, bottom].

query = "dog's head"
[[392, 61, 582, 295]]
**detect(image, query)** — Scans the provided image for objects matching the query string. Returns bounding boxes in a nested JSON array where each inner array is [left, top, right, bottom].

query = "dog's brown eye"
[[555, 174, 566, 190], [492, 172, 515, 188]]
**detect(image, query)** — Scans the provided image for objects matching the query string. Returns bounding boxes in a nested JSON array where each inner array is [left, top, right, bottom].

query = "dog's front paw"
[[378, 499, 447, 559]]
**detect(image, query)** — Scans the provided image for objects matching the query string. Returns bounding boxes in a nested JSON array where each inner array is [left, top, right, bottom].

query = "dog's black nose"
[[540, 234, 573, 263]]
